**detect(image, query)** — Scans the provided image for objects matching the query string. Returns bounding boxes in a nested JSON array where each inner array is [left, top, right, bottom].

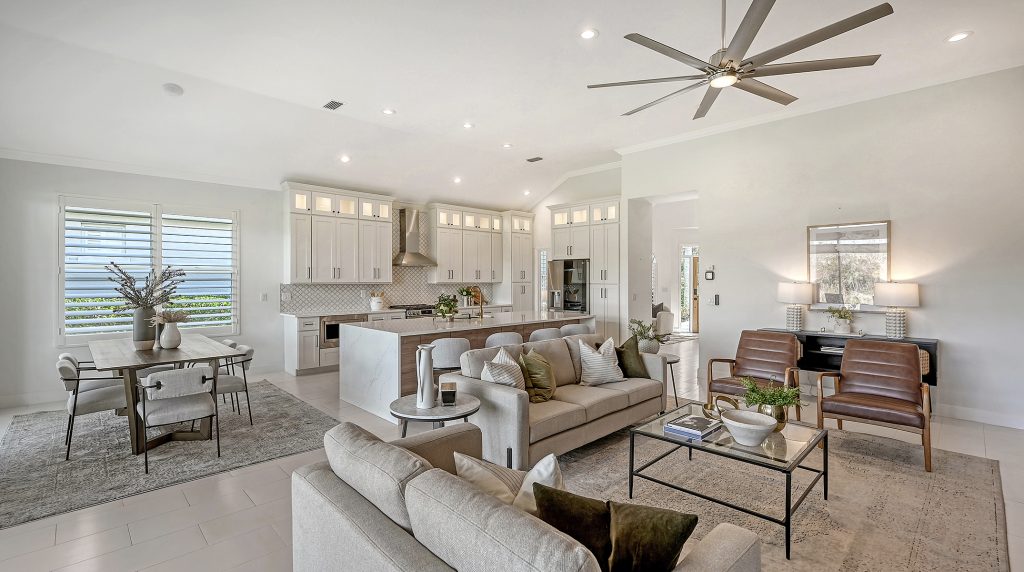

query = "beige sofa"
[[440, 333, 668, 470], [292, 422, 761, 572]]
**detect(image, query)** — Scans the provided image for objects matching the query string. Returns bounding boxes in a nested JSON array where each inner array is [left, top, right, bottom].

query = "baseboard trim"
[[934, 404, 1024, 431]]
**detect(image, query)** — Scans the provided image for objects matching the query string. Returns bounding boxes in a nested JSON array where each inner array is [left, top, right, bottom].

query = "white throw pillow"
[[453, 452, 563, 515], [492, 346, 519, 368], [579, 338, 625, 385], [481, 361, 526, 390]]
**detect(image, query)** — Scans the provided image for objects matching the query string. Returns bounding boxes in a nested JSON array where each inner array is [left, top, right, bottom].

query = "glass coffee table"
[[630, 400, 828, 560]]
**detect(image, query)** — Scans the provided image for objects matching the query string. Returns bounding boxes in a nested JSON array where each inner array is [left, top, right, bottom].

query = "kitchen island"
[[339, 311, 594, 422]]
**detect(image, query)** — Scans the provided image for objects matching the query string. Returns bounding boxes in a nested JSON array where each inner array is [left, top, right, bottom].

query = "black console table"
[[759, 328, 939, 386]]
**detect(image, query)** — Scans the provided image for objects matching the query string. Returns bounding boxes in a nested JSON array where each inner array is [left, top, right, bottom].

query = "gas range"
[[388, 304, 436, 318]]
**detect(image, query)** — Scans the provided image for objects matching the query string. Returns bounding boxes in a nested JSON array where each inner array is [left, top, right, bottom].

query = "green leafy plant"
[[825, 306, 854, 322], [457, 286, 473, 297], [739, 377, 803, 408], [435, 294, 458, 317], [627, 319, 667, 342]]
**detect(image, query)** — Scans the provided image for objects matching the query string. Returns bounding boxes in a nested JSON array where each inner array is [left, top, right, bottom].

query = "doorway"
[[678, 246, 700, 333]]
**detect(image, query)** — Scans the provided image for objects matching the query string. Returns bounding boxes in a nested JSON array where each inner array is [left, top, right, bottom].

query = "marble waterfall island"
[[339, 311, 594, 422]]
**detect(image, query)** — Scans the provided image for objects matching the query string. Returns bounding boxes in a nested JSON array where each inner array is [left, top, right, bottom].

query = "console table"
[[759, 328, 939, 386]]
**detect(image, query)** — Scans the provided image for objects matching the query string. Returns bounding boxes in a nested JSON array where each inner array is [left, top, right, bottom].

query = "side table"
[[389, 395, 481, 438]]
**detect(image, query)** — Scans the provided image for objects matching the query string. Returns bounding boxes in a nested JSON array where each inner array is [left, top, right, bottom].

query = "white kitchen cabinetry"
[[288, 189, 312, 214], [511, 233, 533, 283], [312, 217, 359, 283], [311, 192, 358, 217], [511, 215, 531, 233], [463, 212, 492, 231], [462, 231, 492, 282], [590, 283, 620, 339], [298, 331, 320, 370], [429, 204, 503, 284], [512, 282, 534, 313], [359, 220, 393, 283], [590, 223, 619, 284], [430, 226, 464, 283], [490, 234, 503, 282], [359, 198, 392, 221], [435, 208, 462, 228], [551, 226, 590, 260], [590, 201, 619, 224], [288, 214, 312, 283]]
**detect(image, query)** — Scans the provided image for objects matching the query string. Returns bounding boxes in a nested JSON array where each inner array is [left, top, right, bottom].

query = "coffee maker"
[[547, 259, 589, 312]]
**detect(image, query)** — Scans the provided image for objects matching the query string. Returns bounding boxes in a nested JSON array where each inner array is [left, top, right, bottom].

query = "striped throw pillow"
[[481, 362, 526, 390], [579, 338, 625, 385]]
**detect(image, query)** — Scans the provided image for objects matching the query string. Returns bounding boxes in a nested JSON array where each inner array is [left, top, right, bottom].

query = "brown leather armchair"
[[707, 330, 801, 421], [817, 339, 932, 471]]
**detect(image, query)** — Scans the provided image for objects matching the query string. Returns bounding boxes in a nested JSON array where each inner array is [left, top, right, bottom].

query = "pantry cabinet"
[[359, 220, 393, 283], [590, 223, 619, 284], [590, 283, 620, 339]]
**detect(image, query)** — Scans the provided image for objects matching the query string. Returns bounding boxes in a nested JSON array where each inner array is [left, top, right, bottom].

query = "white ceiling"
[[0, 1, 1021, 209]]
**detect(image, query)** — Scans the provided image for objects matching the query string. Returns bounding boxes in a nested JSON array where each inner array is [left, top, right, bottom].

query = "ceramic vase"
[[159, 322, 182, 349], [832, 319, 851, 334], [132, 307, 156, 351], [369, 297, 384, 311], [757, 404, 789, 432], [637, 339, 661, 354], [415, 344, 436, 409]]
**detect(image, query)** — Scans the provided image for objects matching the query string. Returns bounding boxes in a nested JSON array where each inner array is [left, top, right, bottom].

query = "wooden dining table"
[[87, 334, 245, 455]]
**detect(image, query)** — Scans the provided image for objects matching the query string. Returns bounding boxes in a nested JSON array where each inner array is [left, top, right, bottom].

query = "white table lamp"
[[873, 282, 920, 339], [777, 282, 813, 331]]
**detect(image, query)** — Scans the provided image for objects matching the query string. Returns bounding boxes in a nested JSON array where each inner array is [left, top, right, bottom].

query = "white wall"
[[0, 159, 285, 408], [621, 66, 1024, 429]]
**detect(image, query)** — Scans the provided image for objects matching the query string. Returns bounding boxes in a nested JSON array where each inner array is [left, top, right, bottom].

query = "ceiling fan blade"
[[692, 87, 723, 119], [733, 78, 797, 105], [622, 80, 709, 116], [741, 3, 893, 69], [588, 75, 707, 89], [747, 55, 880, 77], [722, 0, 777, 67], [624, 33, 715, 72]]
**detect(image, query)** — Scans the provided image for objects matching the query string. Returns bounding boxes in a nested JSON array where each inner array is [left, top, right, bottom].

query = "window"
[[59, 197, 239, 344], [538, 249, 549, 310]]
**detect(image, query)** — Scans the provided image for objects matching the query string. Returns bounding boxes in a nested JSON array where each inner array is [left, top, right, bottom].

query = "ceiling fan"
[[589, 1, 893, 118]]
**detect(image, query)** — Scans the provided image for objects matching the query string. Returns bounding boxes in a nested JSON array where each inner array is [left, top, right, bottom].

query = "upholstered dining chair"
[[58, 353, 121, 391], [485, 332, 523, 348], [529, 328, 562, 342], [428, 338, 471, 376], [137, 366, 220, 473], [216, 344, 255, 425], [57, 358, 127, 460], [559, 323, 592, 336], [706, 330, 802, 421], [817, 339, 932, 471]]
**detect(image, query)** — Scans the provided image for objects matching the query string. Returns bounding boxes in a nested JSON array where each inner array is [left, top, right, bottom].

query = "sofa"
[[292, 422, 762, 572], [440, 333, 668, 470]]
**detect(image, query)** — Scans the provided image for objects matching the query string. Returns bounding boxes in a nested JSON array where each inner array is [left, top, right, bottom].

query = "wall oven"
[[320, 314, 367, 349]]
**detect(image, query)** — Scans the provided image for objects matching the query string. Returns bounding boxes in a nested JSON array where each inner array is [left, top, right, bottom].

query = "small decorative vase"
[[637, 339, 661, 354], [132, 307, 156, 351], [461, 295, 472, 308], [757, 404, 789, 432], [832, 319, 851, 334], [415, 344, 436, 409], [369, 297, 384, 311], [159, 322, 182, 349]]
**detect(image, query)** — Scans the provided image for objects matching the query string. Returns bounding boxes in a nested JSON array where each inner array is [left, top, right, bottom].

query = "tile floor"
[[1, 339, 1021, 570]]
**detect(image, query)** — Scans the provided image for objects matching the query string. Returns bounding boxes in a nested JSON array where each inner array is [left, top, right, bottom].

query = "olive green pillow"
[[615, 336, 649, 379], [519, 350, 555, 403], [533, 484, 612, 570]]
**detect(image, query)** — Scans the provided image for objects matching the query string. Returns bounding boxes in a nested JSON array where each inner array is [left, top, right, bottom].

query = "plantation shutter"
[[160, 212, 237, 329]]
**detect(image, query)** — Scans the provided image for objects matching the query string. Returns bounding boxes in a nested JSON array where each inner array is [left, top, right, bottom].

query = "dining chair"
[[529, 328, 562, 342], [58, 353, 121, 391], [559, 323, 592, 336], [216, 344, 255, 425], [428, 338, 471, 376], [485, 332, 523, 348], [136, 366, 220, 473], [57, 359, 127, 460], [221, 339, 239, 348]]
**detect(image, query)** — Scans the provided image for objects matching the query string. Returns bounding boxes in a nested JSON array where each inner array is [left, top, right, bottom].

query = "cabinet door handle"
[[308, 267, 311, 279]]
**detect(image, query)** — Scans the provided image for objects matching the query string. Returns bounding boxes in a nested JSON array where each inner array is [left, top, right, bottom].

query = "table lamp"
[[777, 282, 813, 331], [873, 282, 920, 339]]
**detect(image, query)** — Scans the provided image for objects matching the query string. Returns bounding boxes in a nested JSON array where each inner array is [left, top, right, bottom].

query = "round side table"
[[661, 353, 681, 408], [389, 395, 481, 438]]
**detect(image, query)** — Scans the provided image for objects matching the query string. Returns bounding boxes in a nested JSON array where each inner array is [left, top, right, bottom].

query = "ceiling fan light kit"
[[589, 0, 894, 119]]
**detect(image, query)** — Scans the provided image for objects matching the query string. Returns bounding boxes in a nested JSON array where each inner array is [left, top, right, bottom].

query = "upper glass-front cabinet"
[[359, 198, 392, 221], [437, 208, 462, 227], [491, 216, 501, 232], [571, 206, 589, 225], [462, 212, 494, 231], [289, 190, 312, 213], [590, 201, 619, 224], [551, 208, 570, 228], [552, 206, 588, 227], [511, 215, 532, 233]]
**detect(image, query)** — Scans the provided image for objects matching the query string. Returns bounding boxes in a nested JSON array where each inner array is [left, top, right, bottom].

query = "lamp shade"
[[777, 282, 813, 304], [873, 282, 919, 307]]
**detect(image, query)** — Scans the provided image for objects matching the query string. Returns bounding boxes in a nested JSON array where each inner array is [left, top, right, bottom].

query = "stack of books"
[[664, 413, 722, 441]]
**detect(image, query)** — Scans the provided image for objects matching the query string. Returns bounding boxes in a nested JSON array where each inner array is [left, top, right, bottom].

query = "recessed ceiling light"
[[463, 122, 474, 129], [523, 190, 531, 196], [502, 143, 513, 149], [162, 83, 184, 96], [382, 108, 396, 115], [339, 154, 351, 163], [946, 31, 973, 42], [580, 29, 599, 40], [453, 176, 462, 184]]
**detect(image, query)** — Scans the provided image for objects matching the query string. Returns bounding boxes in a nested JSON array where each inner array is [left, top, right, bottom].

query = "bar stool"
[[529, 328, 562, 342], [662, 353, 681, 408], [485, 332, 523, 348], [429, 338, 471, 377], [559, 324, 592, 336]]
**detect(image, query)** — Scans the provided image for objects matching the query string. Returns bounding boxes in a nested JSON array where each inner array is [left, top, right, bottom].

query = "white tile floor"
[[1, 339, 1021, 570]]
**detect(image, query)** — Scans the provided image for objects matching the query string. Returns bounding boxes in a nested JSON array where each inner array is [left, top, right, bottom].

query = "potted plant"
[[825, 306, 854, 334], [151, 310, 189, 349], [435, 294, 458, 322], [106, 263, 185, 350], [457, 286, 473, 308], [628, 319, 667, 353], [739, 377, 802, 431]]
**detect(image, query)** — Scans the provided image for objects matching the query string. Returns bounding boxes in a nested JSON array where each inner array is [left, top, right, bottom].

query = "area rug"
[[0, 381, 339, 529], [559, 429, 1009, 571]]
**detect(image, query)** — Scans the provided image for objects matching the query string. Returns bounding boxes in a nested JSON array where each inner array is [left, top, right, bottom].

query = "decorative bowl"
[[721, 409, 777, 446]]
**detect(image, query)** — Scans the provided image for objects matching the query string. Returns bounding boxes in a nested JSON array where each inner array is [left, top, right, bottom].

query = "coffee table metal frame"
[[389, 394, 481, 438], [629, 402, 828, 560]]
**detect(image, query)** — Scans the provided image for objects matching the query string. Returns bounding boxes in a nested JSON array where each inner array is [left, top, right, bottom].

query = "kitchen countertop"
[[280, 308, 405, 318], [340, 311, 591, 337]]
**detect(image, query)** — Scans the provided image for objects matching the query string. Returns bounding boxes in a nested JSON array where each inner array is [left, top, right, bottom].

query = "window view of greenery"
[[678, 246, 698, 322], [808, 222, 888, 308]]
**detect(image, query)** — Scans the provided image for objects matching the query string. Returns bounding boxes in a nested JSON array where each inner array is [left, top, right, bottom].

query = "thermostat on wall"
[[704, 265, 715, 281]]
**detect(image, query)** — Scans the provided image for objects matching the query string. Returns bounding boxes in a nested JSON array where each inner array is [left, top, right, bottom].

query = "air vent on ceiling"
[[526, 156, 543, 162], [322, 100, 344, 110]]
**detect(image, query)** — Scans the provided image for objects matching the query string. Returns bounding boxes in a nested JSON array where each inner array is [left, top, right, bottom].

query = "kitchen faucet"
[[467, 285, 486, 318]]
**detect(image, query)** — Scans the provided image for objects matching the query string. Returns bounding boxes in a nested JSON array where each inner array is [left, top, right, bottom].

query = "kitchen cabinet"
[[590, 223, 619, 284], [551, 207, 570, 228], [359, 198, 392, 221], [590, 283, 620, 339], [490, 234, 503, 282], [288, 214, 312, 283], [463, 212, 492, 231], [359, 220, 393, 283], [312, 217, 359, 283], [430, 227, 464, 283], [288, 189, 312, 214], [461, 231, 493, 282], [590, 201, 619, 224], [551, 226, 590, 260], [490, 215, 502, 233], [512, 282, 534, 313], [511, 233, 533, 283], [298, 330, 320, 370], [435, 208, 462, 227], [312, 192, 358, 217], [511, 215, 532, 233]]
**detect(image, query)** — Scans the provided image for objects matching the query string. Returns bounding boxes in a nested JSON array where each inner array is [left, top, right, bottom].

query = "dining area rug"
[[0, 381, 339, 529], [560, 428, 1010, 571]]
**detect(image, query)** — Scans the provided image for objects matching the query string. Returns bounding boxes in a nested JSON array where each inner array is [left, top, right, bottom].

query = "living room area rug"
[[0, 381, 339, 529], [559, 428, 1010, 571]]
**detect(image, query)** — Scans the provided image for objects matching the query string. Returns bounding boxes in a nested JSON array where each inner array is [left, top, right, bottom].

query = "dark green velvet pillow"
[[519, 350, 555, 403], [534, 483, 613, 570], [615, 336, 650, 379]]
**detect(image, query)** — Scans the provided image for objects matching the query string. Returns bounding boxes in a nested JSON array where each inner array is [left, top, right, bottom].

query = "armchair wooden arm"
[[816, 372, 840, 429], [706, 358, 736, 385], [784, 367, 800, 389]]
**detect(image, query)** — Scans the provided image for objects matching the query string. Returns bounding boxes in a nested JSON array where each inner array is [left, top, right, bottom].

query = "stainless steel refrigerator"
[[548, 259, 589, 312]]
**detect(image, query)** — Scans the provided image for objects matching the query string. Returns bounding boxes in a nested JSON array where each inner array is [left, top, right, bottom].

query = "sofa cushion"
[[821, 392, 925, 428], [482, 362, 527, 391], [534, 483, 613, 571], [601, 378, 663, 406], [461, 346, 522, 379], [324, 422, 431, 531], [564, 334, 607, 382], [529, 400, 587, 444], [553, 385, 631, 423], [616, 336, 650, 379], [520, 350, 556, 403], [454, 452, 563, 514], [522, 338, 577, 386], [580, 338, 626, 386], [406, 469, 601, 572], [609, 500, 698, 572]]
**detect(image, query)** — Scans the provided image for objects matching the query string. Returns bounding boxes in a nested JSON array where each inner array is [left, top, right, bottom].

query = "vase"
[[832, 319, 851, 334], [637, 339, 661, 354], [369, 297, 384, 311], [132, 307, 156, 351], [757, 404, 789, 432], [415, 344, 436, 409], [159, 322, 182, 349]]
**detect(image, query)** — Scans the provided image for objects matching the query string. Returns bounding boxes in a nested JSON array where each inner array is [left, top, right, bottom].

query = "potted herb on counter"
[[435, 294, 458, 322]]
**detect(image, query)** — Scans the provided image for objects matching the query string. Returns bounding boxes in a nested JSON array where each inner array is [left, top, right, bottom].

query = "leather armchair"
[[707, 330, 801, 420], [817, 339, 932, 471]]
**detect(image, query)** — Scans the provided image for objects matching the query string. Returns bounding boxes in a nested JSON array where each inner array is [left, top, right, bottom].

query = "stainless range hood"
[[392, 209, 437, 267]]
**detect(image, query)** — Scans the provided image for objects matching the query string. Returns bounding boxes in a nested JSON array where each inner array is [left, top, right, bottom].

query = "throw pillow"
[[609, 501, 697, 572], [534, 484, 613, 571], [454, 452, 563, 515], [481, 361, 526, 390], [519, 350, 555, 403], [493, 346, 529, 381], [580, 338, 625, 385], [615, 336, 650, 379]]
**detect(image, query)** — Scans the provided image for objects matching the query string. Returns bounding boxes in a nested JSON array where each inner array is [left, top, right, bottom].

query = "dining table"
[[87, 334, 245, 455]]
